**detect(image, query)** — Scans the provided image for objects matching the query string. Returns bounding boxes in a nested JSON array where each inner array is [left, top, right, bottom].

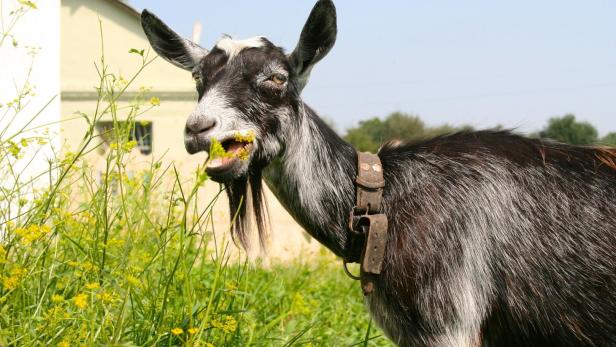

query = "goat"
[[141, 1, 616, 346]]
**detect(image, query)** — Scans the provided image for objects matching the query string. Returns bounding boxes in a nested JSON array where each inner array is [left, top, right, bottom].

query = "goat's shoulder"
[[378, 130, 616, 177]]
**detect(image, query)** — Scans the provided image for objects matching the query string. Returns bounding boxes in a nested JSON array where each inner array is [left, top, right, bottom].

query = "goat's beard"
[[224, 168, 269, 251]]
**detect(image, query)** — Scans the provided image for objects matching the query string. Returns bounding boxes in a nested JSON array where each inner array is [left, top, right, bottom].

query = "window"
[[133, 122, 153, 155], [95, 121, 153, 155]]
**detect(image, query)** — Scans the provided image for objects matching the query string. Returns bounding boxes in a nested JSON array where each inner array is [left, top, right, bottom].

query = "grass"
[[0, 6, 393, 346]]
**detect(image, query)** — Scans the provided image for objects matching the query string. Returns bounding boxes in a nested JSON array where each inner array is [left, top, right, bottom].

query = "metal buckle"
[[343, 259, 361, 280], [344, 212, 388, 280], [356, 214, 388, 275]]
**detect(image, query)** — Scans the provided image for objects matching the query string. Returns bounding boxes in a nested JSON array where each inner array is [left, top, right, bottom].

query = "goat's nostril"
[[186, 118, 216, 135]]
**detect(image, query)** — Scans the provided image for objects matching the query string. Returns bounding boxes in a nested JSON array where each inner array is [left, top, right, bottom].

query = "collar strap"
[[344, 151, 389, 295]]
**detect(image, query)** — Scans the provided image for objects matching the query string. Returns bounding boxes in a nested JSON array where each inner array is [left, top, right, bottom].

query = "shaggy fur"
[[141, 1, 616, 345]]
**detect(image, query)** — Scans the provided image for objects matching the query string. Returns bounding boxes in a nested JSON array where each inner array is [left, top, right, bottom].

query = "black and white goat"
[[141, 1, 616, 346]]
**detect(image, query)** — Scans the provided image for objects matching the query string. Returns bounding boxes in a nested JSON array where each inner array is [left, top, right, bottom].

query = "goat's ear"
[[141, 9, 207, 71], [289, 0, 337, 91]]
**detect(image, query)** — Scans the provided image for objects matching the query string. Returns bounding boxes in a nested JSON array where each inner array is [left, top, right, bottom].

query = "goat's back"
[[373, 131, 616, 346]]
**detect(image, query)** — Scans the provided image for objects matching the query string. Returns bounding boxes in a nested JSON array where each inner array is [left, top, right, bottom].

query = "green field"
[[0, 132, 392, 345]]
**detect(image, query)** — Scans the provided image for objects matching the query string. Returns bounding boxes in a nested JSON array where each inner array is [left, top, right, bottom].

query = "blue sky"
[[130, 1, 616, 135]]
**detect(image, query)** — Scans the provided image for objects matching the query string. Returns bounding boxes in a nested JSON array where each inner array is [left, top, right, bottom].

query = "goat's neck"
[[263, 103, 356, 256]]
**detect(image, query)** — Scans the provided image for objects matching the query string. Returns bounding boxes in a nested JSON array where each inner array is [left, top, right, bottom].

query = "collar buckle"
[[344, 152, 389, 296]]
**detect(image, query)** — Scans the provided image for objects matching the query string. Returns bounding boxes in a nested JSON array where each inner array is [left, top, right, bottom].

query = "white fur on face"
[[215, 36, 265, 58], [187, 87, 257, 140]]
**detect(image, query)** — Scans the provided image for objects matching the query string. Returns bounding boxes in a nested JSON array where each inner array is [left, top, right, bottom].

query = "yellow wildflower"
[[0, 245, 6, 262], [56, 279, 68, 290], [170, 327, 183, 336], [2, 266, 26, 290], [107, 238, 125, 247], [57, 340, 69, 347], [81, 261, 97, 272], [85, 282, 100, 290], [149, 96, 161, 106], [125, 140, 138, 151], [222, 315, 237, 333], [44, 306, 69, 321], [51, 294, 64, 303], [2, 276, 19, 290], [73, 293, 88, 309], [125, 274, 140, 288], [96, 290, 116, 303], [188, 327, 199, 335], [211, 315, 237, 334], [14, 224, 51, 244], [7, 140, 21, 158]]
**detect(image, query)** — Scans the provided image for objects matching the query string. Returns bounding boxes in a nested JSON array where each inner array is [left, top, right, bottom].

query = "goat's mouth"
[[204, 131, 256, 182]]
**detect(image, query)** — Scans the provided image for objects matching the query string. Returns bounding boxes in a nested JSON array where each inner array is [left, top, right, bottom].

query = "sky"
[[129, 1, 616, 136]]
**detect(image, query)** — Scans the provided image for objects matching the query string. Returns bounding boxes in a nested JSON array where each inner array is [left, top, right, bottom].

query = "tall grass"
[[0, 7, 392, 346]]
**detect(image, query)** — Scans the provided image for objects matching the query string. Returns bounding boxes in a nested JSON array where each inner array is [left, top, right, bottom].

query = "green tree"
[[539, 114, 598, 145], [343, 112, 466, 152], [600, 132, 616, 146]]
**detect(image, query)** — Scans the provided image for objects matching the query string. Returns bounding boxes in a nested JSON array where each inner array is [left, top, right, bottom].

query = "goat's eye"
[[270, 73, 287, 85], [193, 75, 201, 85]]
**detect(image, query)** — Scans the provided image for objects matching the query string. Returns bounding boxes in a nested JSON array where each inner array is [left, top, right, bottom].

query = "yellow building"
[[60, 0, 320, 261]]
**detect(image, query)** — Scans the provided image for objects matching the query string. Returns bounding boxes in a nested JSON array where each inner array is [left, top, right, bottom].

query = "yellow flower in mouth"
[[149, 96, 161, 106], [170, 327, 183, 335], [73, 293, 88, 309], [233, 130, 255, 144]]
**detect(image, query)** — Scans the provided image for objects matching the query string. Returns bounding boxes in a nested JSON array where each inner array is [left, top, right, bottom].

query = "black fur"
[[142, 1, 616, 345], [373, 132, 616, 345]]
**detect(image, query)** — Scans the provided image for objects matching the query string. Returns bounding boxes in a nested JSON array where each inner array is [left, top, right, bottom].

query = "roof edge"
[[103, 0, 140, 19]]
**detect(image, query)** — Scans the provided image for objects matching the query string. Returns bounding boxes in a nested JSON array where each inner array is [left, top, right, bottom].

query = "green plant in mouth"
[[208, 130, 255, 162]]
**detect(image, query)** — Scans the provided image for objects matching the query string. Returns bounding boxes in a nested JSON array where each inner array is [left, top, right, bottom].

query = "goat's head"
[[141, 0, 337, 183], [141, 1, 337, 248]]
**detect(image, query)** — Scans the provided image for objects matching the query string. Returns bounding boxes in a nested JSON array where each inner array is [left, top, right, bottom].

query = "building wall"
[[61, 0, 192, 93], [59, 0, 319, 261], [0, 0, 61, 185]]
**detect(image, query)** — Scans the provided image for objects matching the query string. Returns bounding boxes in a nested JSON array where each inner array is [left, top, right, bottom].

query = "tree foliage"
[[342, 112, 614, 151], [600, 132, 616, 146], [343, 112, 468, 152], [539, 114, 598, 145]]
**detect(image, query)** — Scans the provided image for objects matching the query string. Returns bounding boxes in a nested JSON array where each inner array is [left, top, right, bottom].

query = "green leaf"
[[128, 48, 144, 56], [18, 0, 38, 9]]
